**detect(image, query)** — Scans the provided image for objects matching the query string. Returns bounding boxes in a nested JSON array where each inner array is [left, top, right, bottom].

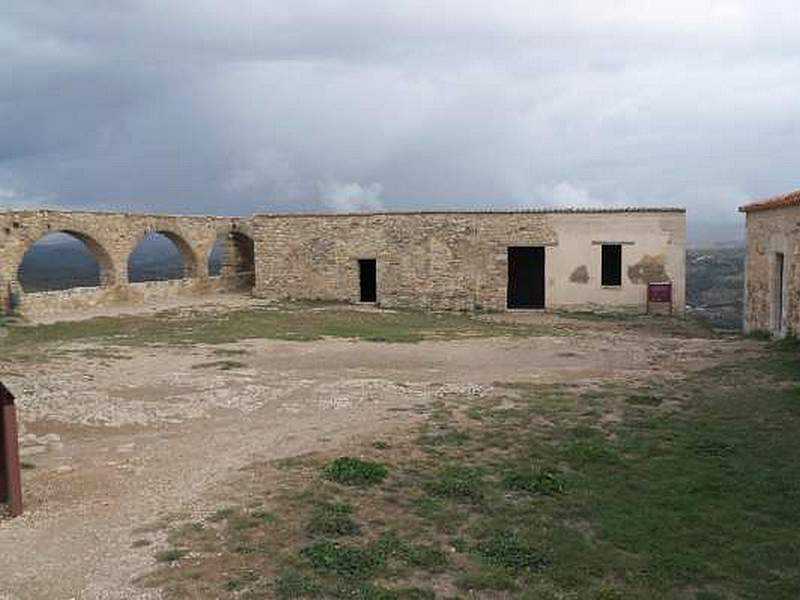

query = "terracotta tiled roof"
[[739, 190, 800, 213]]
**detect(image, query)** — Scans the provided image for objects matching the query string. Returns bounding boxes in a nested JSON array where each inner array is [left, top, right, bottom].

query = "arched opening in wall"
[[17, 231, 115, 293], [208, 231, 255, 292], [128, 231, 198, 283], [208, 240, 223, 277]]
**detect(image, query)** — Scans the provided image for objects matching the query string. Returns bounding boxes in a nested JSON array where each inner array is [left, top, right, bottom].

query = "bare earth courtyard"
[[0, 300, 797, 599]]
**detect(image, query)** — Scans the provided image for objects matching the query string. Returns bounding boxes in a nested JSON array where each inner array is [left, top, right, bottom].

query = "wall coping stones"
[[1, 207, 686, 220], [0, 209, 245, 220], [254, 207, 686, 218]]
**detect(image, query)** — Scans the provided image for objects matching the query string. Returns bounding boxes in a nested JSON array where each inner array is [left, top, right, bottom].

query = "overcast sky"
[[2, 1, 799, 243]]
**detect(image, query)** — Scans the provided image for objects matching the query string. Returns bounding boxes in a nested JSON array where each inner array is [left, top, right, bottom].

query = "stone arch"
[[127, 229, 199, 283], [209, 227, 255, 291], [16, 229, 116, 293]]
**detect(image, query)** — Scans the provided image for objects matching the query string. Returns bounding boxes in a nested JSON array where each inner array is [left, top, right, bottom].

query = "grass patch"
[[502, 464, 566, 496], [624, 393, 663, 406], [1, 302, 552, 356], [300, 540, 385, 580], [474, 530, 546, 573], [426, 465, 484, 502], [555, 310, 718, 338], [371, 531, 448, 570], [321, 457, 388, 487], [308, 501, 361, 537], [274, 568, 322, 598], [456, 566, 519, 591], [416, 428, 470, 447]]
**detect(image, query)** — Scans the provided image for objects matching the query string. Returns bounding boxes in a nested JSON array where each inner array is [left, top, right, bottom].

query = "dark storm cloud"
[[1, 1, 799, 241]]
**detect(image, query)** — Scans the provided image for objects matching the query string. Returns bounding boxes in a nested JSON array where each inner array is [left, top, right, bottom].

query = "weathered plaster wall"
[[742, 205, 800, 335], [545, 211, 686, 312], [253, 210, 686, 313], [0, 210, 255, 319]]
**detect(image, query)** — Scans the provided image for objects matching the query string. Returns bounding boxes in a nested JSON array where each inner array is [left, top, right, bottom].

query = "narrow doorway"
[[359, 259, 377, 302], [775, 252, 785, 334], [507, 246, 545, 309], [601, 244, 622, 287]]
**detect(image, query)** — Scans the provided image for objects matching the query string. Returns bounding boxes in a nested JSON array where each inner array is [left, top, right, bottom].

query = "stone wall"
[[16, 278, 231, 321], [3, 207, 687, 320], [252, 209, 686, 313], [0, 210, 255, 319], [742, 204, 800, 335]]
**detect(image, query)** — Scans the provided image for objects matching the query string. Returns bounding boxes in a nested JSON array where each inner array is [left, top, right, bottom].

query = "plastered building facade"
[[740, 191, 800, 336]]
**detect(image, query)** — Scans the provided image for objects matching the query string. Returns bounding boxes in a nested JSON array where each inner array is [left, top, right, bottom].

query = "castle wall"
[[2, 207, 687, 320], [0, 210, 253, 320], [252, 209, 686, 313]]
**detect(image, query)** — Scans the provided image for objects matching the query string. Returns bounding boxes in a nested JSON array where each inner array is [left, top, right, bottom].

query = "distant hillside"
[[17, 236, 101, 291], [686, 247, 744, 330], [17, 235, 219, 292]]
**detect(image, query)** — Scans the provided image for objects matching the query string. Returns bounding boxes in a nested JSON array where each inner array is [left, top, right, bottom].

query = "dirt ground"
[[0, 301, 752, 599]]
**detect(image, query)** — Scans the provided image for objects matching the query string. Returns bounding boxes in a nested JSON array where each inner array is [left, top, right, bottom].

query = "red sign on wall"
[[647, 281, 673, 314], [648, 282, 672, 303]]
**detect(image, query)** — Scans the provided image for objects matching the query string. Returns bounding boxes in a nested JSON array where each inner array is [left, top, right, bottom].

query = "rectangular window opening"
[[601, 244, 622, 287], [359, 259, 377, 303]]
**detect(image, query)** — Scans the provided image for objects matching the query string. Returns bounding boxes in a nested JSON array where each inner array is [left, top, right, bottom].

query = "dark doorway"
[[507, 246, 545, 309], [601, 244, 622, 286], [359, 259, 377, 302], [775, 252, 785, 334]]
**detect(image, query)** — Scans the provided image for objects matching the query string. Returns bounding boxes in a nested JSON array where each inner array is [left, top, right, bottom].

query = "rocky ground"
[[0, 300, 754, 599]]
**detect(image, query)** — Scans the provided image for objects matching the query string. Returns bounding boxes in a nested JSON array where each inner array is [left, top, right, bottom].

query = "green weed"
[[308, 502, 361, 537], [502, 465, 566, 495], [474, 530, 546, 573], [321, 457, 388, 487], [300, 540, 385, 580], [426, 465, 484, 502]]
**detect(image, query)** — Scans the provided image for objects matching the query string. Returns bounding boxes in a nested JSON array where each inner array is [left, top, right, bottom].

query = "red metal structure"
[[0, 382, 23, 517]]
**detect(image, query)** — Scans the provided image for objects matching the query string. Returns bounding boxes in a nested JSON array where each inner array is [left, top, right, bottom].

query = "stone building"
[[740, 190, 800, 336], [252, 208, 686, 313], [1, 206, 686, 320]]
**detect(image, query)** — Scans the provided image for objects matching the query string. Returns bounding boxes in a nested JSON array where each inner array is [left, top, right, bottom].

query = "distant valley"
[[686, 248, 744, 330], [16, 235, 221, 292]]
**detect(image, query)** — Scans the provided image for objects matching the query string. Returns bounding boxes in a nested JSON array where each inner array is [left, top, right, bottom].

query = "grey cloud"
[[1, 1, 799, 242]]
